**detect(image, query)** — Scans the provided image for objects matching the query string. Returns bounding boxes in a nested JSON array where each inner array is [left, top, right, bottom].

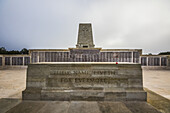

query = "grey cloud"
[[0, 0, 170, 54]]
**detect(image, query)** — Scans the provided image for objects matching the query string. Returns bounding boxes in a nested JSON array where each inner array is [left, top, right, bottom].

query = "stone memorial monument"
[[23, 23, 146, 101]]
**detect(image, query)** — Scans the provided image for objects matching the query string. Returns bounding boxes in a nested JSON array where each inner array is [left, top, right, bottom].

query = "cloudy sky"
[[0, 0, 170, 54]]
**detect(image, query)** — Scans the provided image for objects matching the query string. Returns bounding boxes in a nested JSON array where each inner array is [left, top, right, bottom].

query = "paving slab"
[[145, 88, 170, 113], [98, 102, 132, 113], [5, 101, 162, 113], [37, 101, 70, 113], [6, 101, 47, 113], [123, 101, 161, 113], [0, 68, 26, 99], [68, 101, 101, 113], [143, 69, 170, 100], [0, 98, 21, 113]]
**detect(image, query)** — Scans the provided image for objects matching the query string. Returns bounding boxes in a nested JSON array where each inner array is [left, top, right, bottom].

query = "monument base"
[[23, 62, 147, 101], [23, 88, 146, 101]]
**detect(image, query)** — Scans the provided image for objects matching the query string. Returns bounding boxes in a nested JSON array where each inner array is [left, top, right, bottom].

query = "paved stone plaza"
[[143, 69, 170, 100], [0, 24, 169, 113], [0, 68, 169, 100], [0, 68, 26, 99], [0, 68, 170, 113]]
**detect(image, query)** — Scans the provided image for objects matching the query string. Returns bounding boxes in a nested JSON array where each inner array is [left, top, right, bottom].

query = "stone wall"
[[168, 56, 170, 67], [30, 49, 141, 63], [0, 57, 2, 66], [141, 56, 168, 66], [23, 62, 146, 101], [0, 55, 30, 68], [0, 54, 169, 68]]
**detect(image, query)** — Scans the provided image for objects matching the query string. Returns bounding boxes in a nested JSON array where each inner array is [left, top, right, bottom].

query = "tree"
[[0, 47, 7, 54], [8, 50, 20, 54], [158, 52, 170, 55], [20, 48, 29, 54], [0, 47, 29, 54]]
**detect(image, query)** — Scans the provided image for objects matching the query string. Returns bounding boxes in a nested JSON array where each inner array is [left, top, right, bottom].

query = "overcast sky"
[[0, 0, 170, 54]]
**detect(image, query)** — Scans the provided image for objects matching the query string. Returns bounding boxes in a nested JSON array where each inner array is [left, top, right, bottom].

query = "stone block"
[[22, 88, 41, 100], [70, 91, 104, 101], [128, 79, 143, 88], [104, 92, 126, 101], [23, 63, 146, 101], [41, 91, 70, 101], [126, 91, 147, 101], [27, 64, 50, 77], [27, 77, 46, 88]]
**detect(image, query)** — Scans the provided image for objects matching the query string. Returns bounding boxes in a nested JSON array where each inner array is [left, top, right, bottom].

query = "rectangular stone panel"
[[23, 63, 146, 101], [12, 57, 23, 65], [161, 57, 167, 66], [0, 57, 2, 66], [24, 57, 30, 65], [5, 57, 10, 65]]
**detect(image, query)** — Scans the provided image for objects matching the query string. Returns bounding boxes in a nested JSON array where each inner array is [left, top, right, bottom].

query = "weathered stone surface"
[[37, 101, 70, 113], [0, 99, 21, 113], [1, 68, 169, 113], [145, 88, 170, 113], [98, 102, 132, 113], [6, 101, 162, 113], [123, 102, 162, 113], [23, 62, 146, 101], [6, 101, 47, 113], [76, 23, 95, 48], [68, 101, 100, 113], [22, 88, 41, 100]]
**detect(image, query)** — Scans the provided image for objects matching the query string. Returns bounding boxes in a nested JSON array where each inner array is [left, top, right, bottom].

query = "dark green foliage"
[[20, 48, 29, 54], [7, 50, 21, 54], [0, 47, 7, 54], [0, 47, 29, 54], [158, 52, 170, 55]]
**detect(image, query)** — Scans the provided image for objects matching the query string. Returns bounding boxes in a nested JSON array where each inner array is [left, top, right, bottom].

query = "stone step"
[[6, 101, 161, 113], [39, 89, 146, 101]]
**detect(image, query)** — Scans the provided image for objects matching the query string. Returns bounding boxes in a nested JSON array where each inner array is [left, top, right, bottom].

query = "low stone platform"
[[1, 68, 170, 113], [3, 88, 169, 113], [3, 101, 160, 113], [39, 88, 146, 101], [23, 62, 146, 101]]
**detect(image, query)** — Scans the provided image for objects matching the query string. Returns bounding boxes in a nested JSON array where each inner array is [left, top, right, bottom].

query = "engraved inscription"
[[50, 70, 89, 75], [47, 77, 128, 87], [56, 78, 127, 84], [50, 70, 117, 75], [93, 70, 116, 75]]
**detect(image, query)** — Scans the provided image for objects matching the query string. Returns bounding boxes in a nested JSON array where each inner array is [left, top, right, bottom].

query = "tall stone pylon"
[[76, 23, 95, 48]]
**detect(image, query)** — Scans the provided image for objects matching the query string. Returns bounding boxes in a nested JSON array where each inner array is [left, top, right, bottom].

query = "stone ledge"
[[23, 89, 146, 101]]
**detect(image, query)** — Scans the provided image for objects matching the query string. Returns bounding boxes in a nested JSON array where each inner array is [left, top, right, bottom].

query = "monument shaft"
[[76, 23, 95, 48]]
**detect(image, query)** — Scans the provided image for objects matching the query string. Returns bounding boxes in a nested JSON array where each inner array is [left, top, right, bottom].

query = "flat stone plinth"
[[23, 62, 146, 101], [6, 101, 161, 113]]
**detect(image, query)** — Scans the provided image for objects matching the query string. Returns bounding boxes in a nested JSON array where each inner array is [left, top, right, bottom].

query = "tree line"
[[0, 47, 28, 54], [158, 52, 170, 55], [0, 47, 169, 55]]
